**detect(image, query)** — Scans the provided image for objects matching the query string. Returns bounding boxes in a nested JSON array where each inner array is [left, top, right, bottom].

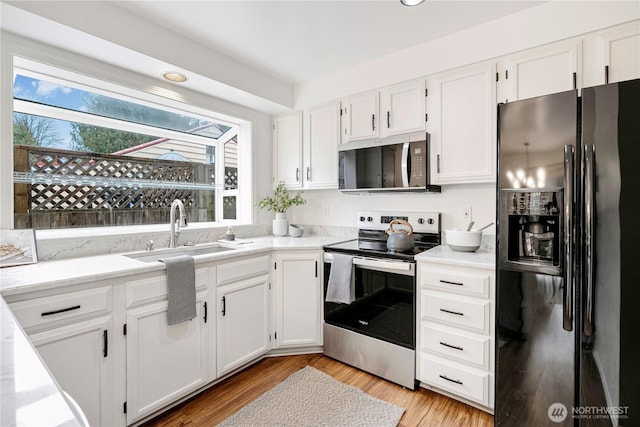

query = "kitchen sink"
[[124, 243, 235, 263]]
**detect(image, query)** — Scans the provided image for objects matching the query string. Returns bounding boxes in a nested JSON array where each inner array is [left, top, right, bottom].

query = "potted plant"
[[258, 181, 306, 236]]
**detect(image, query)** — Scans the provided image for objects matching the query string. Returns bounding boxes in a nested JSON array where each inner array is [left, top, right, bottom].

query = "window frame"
[[1, 43, 254, 232]]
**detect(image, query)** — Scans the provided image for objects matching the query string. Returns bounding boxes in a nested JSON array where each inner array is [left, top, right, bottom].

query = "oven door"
[[323, 253, 416, 349]]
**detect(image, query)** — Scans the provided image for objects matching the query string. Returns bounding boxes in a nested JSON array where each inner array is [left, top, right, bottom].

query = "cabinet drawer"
[[421, 290, 490, 333], [420, 322, 490, 369], [217, 255, 270, 286], [126, 268, 208, 308], [419, 353, 490, 405], [420, 265, 491, 298], [10, 286, 112, 329]]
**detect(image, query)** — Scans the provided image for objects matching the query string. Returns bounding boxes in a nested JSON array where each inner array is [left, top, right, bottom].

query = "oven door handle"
[[324, 253, 414, 274]]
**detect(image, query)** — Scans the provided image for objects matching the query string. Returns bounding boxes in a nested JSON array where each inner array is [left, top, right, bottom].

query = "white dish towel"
[[325, 253, 355, 304]]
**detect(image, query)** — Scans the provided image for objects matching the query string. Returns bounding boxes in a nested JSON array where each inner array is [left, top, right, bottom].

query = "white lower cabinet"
[[273, 250, 322, 348], [417, 261, 495, 411], [125, 269, 212, 424], [8, 283, 119, 427], [216, 255, 270, 377]]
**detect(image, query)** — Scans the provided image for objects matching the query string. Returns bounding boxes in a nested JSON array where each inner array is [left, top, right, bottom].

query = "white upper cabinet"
[[341, 91, 380, 142], [340, 79, 426, 143], [274, 104, 339, 190], [273, 111, 303, 189], [428, 62, 497, 184], [380, 80, 427, 137], [499, 40, 582, 102], [304, 101, 340, 189], [597, 22, 640, 85]]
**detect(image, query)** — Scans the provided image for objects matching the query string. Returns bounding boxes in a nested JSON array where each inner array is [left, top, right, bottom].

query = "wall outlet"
[[462, 206, 472, 223], [323, 206, 330, 216]]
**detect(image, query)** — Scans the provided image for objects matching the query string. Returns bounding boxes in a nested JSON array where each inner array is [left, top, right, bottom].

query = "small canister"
[[225, 227, 236, 241]]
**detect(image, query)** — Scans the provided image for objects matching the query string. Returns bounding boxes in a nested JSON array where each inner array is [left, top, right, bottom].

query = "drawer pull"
[[439, 279, 464, 286], [41, 305, 81, 317], [439, 374, 463, 385], [439, 341, 464, 351], [439, 308, 464, 316]]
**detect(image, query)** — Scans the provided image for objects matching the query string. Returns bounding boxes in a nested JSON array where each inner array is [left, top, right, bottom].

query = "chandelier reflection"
[[505, 142, 546, 189]]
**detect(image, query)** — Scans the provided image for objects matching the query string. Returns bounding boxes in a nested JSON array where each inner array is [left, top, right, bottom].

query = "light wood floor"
[[141, 354, 494, 427]]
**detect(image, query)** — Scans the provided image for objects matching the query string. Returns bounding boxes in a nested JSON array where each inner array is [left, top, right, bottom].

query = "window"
[[12, 59, 244, 230]]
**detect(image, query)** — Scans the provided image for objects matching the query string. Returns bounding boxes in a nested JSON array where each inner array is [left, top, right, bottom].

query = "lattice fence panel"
[[26, 147, 201, 211]]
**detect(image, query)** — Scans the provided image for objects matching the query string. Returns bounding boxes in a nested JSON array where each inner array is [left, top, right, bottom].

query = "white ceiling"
[[113, 0, 544, 85], [2, 0, 546, 112]]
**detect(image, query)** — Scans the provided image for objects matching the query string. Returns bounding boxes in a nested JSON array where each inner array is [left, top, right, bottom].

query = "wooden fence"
[[12, 145, 236, 229]]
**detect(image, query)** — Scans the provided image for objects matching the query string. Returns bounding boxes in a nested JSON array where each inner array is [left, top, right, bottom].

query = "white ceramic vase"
[[272, 212, 289, 236]]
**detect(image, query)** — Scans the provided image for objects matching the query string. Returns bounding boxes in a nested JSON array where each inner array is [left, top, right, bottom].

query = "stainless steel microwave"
[[338, 137, 440, 192]]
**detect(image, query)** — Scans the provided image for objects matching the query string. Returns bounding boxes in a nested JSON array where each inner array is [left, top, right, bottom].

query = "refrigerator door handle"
[[563, 145, 575, 332], [584, 144, 595, 336]]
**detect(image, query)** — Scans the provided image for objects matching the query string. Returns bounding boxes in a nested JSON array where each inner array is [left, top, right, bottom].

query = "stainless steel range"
[[322, 210, 441, 389]]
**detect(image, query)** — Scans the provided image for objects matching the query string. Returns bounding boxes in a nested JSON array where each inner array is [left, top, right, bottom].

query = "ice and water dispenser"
[[499, 189, 563, 276]]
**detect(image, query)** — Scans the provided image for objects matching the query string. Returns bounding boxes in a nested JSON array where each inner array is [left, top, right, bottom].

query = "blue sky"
[[13, 74, 85, 149]]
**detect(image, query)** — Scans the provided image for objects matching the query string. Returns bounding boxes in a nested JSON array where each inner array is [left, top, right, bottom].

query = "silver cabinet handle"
[[371, 114, 375, 131], [387, 111, 391, 128], [295, 167, 300, 182], [306, 166, 310, 181], [563, 145, 575, 332], [583, 144, 595, 336], [437, 154, 441, 174]]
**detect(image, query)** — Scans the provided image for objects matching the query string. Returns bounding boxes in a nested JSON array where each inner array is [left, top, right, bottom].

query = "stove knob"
[[417, 218, 425, 224], [427, 218, 434, 225], [359, 216, 366, 222], [367, 216, 373, 222]]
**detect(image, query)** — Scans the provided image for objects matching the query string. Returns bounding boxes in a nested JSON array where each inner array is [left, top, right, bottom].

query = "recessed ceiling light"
[[162, 72, 187, 83], [400, 0, 425, 5]]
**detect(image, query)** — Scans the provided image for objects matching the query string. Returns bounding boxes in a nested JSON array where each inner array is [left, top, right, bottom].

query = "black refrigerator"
[[496, 78, 640, 426]]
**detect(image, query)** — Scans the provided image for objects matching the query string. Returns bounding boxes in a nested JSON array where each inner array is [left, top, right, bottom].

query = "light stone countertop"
[[415, 244, 496, 269], [0, 296, 84, 427], [0, 233, 348, 426], [0, 234, 349, 296]]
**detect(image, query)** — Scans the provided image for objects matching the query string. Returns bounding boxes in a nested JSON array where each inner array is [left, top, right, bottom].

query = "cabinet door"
[[341, 91, 379, 143], [30, 315, 116, 427], [502, 40, 582, 101], [304, 102, 339, 189], [380, 80, 426, 137], [600, 24, 640, 84], [274, 251, 322, 348], [273, 111, 303, 189], [126, 292, 209, 424], [217, 274, 269, 376], [428, 62, 496, 184]]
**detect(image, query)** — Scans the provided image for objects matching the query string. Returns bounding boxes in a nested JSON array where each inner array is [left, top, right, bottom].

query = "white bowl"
[[289, 224, 304, 238], [446, 228, 482, 252]]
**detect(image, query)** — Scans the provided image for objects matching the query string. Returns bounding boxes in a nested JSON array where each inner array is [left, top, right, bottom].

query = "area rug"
[[217, 366, 405, 427]]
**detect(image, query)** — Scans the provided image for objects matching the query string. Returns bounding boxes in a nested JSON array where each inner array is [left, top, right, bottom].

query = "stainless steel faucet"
[[169, 199, 188, 248]]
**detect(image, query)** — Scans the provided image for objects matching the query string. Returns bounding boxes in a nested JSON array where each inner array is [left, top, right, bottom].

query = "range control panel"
[[357, 211, 440, 233]]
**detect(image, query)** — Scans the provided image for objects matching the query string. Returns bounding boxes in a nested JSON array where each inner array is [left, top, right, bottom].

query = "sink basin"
[[124, 244, 235, 263]]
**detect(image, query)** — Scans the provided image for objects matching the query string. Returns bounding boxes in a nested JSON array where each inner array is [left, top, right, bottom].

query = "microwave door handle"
[[401, 142, 409, 187], [584, 144, 595, 336], [563, 144, 575, 332]]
